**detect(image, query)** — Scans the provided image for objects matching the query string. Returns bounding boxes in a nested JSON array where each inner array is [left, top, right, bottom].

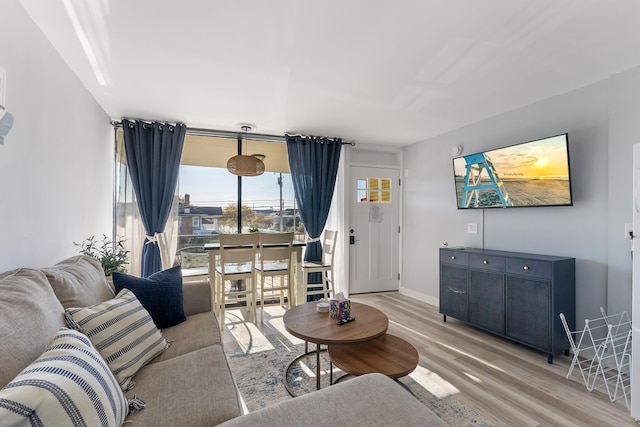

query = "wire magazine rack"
[[560, 308, 632, 410]]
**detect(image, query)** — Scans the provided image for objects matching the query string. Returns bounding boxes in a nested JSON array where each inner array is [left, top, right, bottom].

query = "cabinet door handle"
[[523, 265, 530, 271], [451, 256, 456, 260], [483, 260, 489, 265], [448, 286, 465, 294]]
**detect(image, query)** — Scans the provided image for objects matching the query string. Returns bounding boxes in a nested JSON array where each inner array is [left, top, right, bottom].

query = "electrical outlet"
[[625, 223, 633, 239], [467, 223, 478, 234]]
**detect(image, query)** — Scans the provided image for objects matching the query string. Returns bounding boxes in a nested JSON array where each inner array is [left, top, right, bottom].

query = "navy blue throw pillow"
[[112, 265, 186, 329]]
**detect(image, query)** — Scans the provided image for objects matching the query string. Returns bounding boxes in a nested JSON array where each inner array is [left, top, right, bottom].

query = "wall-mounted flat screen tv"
[[452, 133, 572, 209]]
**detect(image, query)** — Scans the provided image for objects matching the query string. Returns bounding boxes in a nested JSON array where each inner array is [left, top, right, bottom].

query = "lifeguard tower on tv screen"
[[461, 153, 513, 208]]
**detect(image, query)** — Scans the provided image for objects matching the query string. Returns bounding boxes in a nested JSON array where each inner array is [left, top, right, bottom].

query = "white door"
[[349, 166, 400, 294]]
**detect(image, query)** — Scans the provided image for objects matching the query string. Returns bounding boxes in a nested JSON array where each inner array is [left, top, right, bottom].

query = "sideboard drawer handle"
[[451, 256, 456, 260], [523, 265, 530, 271], [483, 260, 488, 265]]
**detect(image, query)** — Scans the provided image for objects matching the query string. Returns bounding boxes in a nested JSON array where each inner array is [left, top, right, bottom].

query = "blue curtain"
[[286, 135, 342, 300], [122, 119, 186, 277]]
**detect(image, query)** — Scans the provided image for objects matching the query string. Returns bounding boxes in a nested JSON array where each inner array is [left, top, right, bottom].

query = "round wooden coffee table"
[[283, 301, 388, 395], [328, 334, 419, 381]]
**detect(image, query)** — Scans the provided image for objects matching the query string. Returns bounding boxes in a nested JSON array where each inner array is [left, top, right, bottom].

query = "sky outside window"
[[179, 165, 296, 210]]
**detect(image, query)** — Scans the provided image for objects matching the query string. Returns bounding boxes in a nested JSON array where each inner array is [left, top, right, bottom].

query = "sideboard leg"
[[547, 354, 553, 364], [443, 315, 447, 323]]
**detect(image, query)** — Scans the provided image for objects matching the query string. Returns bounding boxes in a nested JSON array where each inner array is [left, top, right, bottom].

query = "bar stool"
[[302, 230, 337, 301], [255, 232, 294, 323], [214, 233, 259, 330]]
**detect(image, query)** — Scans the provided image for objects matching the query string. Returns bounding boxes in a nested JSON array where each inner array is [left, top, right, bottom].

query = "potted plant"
[[74, 234, 130, 276], [248, 226, 259, 245]]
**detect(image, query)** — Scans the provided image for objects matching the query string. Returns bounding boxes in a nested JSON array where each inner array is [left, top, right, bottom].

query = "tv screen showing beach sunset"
[[453, 134, 572, 209]]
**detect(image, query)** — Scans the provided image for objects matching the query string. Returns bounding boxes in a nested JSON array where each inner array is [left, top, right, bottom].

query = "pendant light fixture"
[[227, 123, 265, 176]]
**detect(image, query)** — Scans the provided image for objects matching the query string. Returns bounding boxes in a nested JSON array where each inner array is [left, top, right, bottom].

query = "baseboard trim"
[[398, 287, 439, 308]]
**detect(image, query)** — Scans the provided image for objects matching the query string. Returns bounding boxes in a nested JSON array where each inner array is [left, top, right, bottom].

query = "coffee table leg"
[[283, 343, 328, 397], [330, 361, 333, 385], [316, 344, 321, 390]]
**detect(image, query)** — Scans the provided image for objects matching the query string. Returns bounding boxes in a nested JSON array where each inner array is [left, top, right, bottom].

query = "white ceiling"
[[18, 0, 640, 147]]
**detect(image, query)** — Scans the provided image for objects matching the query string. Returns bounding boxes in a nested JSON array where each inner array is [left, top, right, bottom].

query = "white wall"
[[0, 1, 112, 271], [350, 147, 400, 167], [608, 67, 640, 421], [401, 76, 635, 324], [608, 67, 640, 316]]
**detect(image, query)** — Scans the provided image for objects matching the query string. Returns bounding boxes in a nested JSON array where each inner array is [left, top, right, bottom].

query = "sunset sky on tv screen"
[[453, 135, 569, 181]]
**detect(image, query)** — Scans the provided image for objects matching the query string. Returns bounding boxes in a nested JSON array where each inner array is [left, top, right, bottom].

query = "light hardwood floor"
[[350, 292, 636, 427]]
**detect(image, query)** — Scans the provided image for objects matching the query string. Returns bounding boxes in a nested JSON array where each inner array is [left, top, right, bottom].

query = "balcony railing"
[[174, 231, 306, 269]]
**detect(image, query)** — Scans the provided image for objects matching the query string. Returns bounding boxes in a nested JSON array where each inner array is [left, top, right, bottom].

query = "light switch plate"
[[467, 223, 478, 234]]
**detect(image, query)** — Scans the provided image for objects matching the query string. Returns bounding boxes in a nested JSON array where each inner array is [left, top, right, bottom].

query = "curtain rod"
[[110, 120, 355, 146]]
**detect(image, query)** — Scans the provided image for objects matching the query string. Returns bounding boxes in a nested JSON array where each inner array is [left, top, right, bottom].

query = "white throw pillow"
[[65, 288, 169, 390], [0, 328, 128, 426]]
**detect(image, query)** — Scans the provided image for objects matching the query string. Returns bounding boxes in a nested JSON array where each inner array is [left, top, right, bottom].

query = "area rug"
[[224, 331, 497, 426]]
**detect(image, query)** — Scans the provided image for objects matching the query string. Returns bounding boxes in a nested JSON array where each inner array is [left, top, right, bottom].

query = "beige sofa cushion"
[[41, 255, 114, 308], [217, 373, 448, 427], [182, 280, 212, 316], [124, 345, 243, 426], [149, 311, 222, 364], [0, 268, 66, 388]]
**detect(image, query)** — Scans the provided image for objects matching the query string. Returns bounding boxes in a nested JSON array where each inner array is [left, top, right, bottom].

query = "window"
[[179, 166, 298, 237], [178, 135, 299, 237], [115, 131, 301, 274], [357, 177, 391, 203]]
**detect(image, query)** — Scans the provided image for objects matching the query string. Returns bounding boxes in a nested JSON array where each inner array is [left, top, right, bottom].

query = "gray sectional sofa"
[[0, 255, 446, 426]]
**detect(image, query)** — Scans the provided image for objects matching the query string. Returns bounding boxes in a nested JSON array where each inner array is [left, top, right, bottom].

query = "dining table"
[[204, 239, 307, 306]]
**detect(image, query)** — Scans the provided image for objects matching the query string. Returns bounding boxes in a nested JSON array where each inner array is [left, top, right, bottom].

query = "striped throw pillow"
[[65, 289, 169, 391], [0, 328, 128, 426]]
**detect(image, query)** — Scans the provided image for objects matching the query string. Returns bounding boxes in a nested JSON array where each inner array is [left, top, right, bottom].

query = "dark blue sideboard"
[[439, 247, 576, 363]]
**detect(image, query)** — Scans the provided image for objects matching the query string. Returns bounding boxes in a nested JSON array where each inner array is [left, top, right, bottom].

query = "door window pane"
[[357, 177, 392, 203]]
